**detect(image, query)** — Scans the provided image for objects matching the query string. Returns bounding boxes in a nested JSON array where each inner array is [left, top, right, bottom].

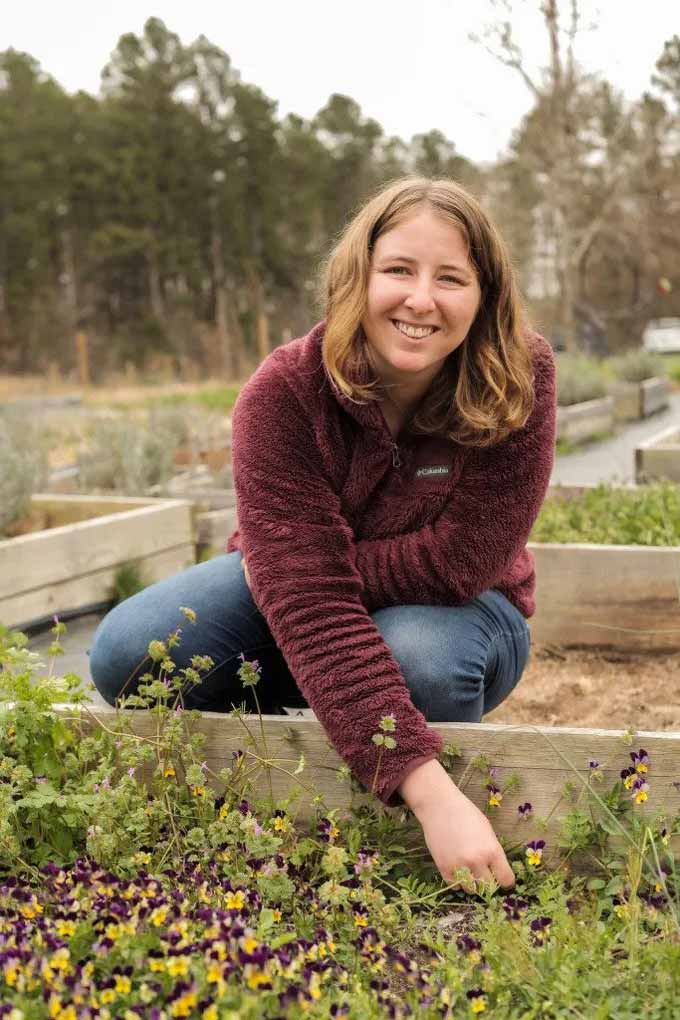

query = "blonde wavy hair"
[[321, 176, 535, 447]]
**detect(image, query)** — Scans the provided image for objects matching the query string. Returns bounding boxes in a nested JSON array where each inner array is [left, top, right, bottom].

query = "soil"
[[486, 644, 680, 732]]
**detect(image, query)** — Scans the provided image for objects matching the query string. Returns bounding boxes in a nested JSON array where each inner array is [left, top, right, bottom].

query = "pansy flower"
[[631, 749, 650, 774], [517, 802, 533, 820], [620, 766, 636, 790], [466, 987, 487, 1013], [456, 934, 483, 964], [530, 916, 552, 944], [486, 783, 502, 808], [317, 817, 340, 843], [631, 777, 649, 804], [502, 896, 529, 922], [525, 840, 545, 868]]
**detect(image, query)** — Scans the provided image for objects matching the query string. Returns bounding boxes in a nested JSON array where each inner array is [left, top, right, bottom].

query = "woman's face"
[[361, 207, 482, 402]]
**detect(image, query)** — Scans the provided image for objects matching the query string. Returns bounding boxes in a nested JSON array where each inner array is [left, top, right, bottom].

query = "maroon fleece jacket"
[[226, 322, 556, 805]]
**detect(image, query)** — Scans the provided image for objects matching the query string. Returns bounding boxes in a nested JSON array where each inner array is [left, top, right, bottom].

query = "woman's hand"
[[399, 760, 515, 891]]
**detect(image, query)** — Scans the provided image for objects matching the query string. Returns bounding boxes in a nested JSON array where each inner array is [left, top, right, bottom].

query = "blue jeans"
[[89, 551, 531, 722]]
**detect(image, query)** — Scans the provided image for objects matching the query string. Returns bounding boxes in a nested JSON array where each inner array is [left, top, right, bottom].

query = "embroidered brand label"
[[415, 465, 450, 478]]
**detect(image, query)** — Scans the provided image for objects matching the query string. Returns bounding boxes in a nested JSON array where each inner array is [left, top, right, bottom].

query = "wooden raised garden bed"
[[635, 425, 680, 484], [0, 494, 195, 629], [530, 484, 679, 651], [60, 704, 680, 861], [556, 395, 614, 443], [611, 376, 670, 422]]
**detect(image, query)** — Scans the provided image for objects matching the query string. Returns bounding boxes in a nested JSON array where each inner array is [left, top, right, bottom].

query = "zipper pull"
[[391, 443, 401, 469]]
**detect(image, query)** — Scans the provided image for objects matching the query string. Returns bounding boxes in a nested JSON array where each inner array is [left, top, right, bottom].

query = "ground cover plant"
[[531, 482, 680, 546], [1, 616, 679, 1019]]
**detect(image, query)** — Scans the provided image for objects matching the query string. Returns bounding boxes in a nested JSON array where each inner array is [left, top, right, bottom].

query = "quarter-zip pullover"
[[226, 322, 556, 805]]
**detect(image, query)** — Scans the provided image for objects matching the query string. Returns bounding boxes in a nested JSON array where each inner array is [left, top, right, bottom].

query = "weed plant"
[[0, 615, 678, 1018], [532, 482, 680, 546]]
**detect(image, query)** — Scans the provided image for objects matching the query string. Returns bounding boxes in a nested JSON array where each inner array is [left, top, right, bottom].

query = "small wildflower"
[[517, 801, 533, 820], [530, 916, 552, 944], [180, 606, 197, 624], [486, 783, 502, 808], [526, 840, 545, 868], [148, 640, 167, 663], [502, 895, 529, 923], [238, 655, 262, 688], [631, 749, 650, 774], [127, 767, 136, 778], [588, 760, 603, 781], [457, 935, 482, 964], [163, 764, 176, 778], [631, 777, 649, 804], [466, 988, 487, 1014], [620, 766, 636, 790]]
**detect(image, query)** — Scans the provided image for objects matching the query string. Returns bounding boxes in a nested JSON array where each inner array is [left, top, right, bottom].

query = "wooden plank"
[[530, 543, 680, 649], [55, 708, 680, 863], [0, 499, 194, 597], [30, 494, 159, 527], [556, 396, 614, 443], [2, 544, 196, 629]]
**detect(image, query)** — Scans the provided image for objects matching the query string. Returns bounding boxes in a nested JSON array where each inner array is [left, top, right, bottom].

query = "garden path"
[[551, 391, 680, 486]]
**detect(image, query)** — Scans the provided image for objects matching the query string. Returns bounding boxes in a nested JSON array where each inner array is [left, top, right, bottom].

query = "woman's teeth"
[[393, 321, 437, 339]]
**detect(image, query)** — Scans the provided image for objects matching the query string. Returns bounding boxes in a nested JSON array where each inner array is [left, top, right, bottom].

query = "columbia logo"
[[415, 466, 450, 478]]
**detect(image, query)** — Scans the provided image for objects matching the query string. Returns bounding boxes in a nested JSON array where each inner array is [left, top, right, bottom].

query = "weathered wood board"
[[530, 542, 680, 650], [556, 396, 614, 443], [635, 425, 680, 484], [1, 496, 195, 629], [57, 706, 680, 865]]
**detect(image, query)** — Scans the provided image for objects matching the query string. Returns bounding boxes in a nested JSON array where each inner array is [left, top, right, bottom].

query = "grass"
[[532, 482, 680, 546], [1, 616, 679, 1018]]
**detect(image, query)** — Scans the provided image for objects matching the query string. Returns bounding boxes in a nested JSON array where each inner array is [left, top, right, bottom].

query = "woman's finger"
[[490, 852, 516, 890]]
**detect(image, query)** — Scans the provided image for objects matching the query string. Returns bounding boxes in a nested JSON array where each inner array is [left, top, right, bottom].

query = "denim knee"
[[89, 604, 147, 706]]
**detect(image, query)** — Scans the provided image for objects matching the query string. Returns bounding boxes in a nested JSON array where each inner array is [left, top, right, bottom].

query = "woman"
[[90, 177, 556, 891]]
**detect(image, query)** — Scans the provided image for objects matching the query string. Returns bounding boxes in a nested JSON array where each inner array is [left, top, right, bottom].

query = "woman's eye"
[[385, 266, 409, 275]]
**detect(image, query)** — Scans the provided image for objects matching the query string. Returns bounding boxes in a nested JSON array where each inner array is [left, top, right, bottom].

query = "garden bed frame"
[[556, 395, 614, 444], [611, 376, 669, 422], [529, 484, 680, 651], [59, 705, 680, 862], [0, 494, 195, 630], [635, 424, 680, 484]]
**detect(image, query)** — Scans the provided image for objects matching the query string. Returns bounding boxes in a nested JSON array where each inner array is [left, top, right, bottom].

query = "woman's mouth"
[[391, 320, 439, 340]]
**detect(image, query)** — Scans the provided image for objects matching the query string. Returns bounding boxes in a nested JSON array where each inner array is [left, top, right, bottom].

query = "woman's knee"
[[88, 601, 150, 705], [371, 606, 490, 722]]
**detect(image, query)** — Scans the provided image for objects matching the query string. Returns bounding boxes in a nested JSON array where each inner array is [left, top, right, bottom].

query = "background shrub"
[[556, 355, 608, 406], [608, 349, 666, 383], [0, 411, 49, 536]]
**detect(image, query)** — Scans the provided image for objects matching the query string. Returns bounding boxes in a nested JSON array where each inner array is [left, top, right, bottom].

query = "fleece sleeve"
[[230, 355, 443, 806], [353, 339, 556, 613]]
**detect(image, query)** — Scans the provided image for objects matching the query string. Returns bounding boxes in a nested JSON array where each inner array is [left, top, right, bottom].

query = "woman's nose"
[[404, 275, 436, 314]]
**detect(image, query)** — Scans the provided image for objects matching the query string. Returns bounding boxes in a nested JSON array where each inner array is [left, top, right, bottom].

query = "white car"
[[642, 318, 680, 353]]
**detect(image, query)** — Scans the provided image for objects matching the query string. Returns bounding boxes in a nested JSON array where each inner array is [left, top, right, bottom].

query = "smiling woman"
[[89, 176, 556, 894]]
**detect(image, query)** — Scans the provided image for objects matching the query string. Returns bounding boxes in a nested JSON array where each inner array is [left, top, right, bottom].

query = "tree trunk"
[[147, 240, 165, 322], [210, 197, 236, 378], [248, 266, 271, 364]]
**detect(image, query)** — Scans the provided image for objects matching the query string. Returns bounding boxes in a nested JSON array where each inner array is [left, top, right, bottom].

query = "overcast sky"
[[2, 1, 677, 162]]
